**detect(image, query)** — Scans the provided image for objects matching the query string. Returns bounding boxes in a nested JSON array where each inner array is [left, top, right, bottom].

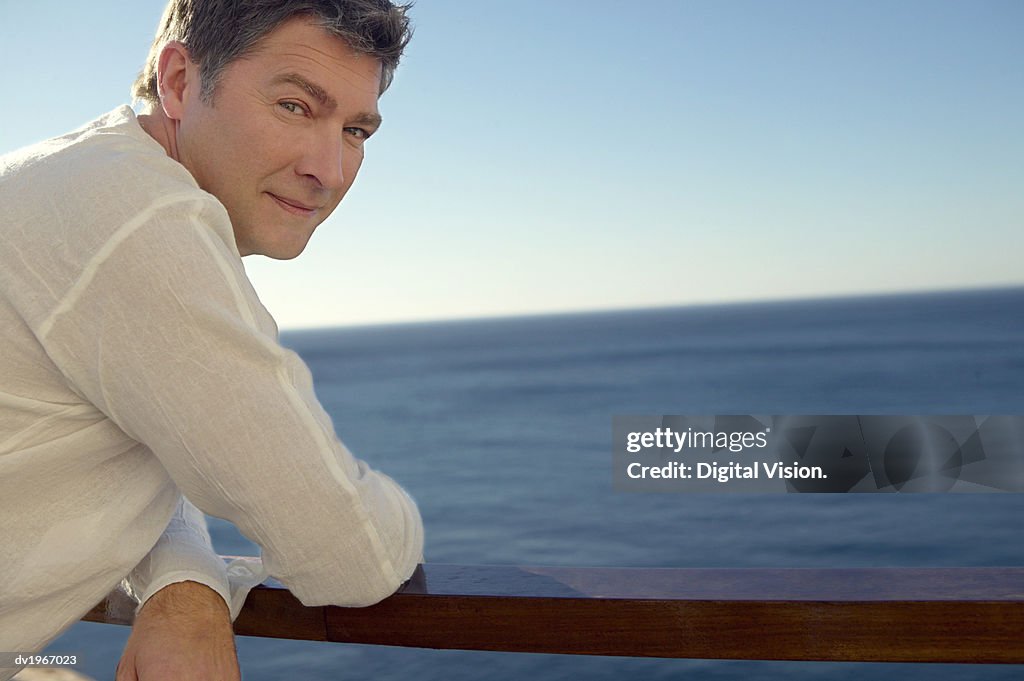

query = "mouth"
[[267, 192, 319, 218]]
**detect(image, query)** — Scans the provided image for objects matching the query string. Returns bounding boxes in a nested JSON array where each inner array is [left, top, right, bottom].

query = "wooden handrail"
[[84, 564, 1024, 664]]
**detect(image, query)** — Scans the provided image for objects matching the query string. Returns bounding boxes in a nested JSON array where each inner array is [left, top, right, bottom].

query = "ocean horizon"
[[276, 283, 1024, 333]]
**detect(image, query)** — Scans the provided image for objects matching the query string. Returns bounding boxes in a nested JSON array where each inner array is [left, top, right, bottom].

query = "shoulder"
[[0, 107, 242, 329], [2, 106, 225, 223]]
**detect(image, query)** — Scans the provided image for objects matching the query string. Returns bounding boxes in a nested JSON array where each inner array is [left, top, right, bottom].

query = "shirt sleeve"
[[39, 197, 424, 608], [124, 495, 237, 618]]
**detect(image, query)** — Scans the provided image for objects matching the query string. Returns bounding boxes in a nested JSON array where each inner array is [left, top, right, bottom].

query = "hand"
[[115, 580, 240, 681]]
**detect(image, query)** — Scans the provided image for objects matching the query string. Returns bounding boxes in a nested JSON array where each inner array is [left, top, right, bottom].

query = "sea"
[[46, 286, 1024, 680]]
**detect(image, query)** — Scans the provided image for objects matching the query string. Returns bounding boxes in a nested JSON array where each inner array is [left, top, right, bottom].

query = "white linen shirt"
[[0, 107, 424, 676]]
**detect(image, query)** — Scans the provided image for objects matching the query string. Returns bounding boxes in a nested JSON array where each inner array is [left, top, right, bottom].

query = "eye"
[[279, 101, 308, 116], [344, 127, 371, 141]]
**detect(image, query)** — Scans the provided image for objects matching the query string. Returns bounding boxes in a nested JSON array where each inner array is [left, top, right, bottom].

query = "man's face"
[[174, 17, 383, 259]]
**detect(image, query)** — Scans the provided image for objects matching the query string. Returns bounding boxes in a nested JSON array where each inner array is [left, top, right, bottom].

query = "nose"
[[296, 135, 345, 190]]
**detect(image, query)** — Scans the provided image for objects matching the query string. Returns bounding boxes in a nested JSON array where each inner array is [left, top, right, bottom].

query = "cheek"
[[212, 103, 282, 162], [343, 149, 365, 186], [182, 116, 251, 190]]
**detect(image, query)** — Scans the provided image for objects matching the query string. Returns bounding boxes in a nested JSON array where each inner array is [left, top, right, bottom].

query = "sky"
[[1, 1, 1021, 329]]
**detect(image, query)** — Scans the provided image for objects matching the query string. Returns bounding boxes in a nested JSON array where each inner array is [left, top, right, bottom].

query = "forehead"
[[239, 16, 383, 102]]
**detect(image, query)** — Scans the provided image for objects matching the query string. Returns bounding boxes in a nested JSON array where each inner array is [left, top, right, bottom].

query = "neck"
[[136, 106, 181, 162]]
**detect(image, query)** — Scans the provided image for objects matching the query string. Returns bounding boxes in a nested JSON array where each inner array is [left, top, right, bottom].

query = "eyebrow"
[[270, 72, 383, 129]]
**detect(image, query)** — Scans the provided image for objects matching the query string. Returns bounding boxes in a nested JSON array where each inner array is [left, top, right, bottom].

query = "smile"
[[267, 193, 319, 217]]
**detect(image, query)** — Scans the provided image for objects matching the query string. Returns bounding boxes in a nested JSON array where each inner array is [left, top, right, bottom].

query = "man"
[[0, 2, 423, 679]]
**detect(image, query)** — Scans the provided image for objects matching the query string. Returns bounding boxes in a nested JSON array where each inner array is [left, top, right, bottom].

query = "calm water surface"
[[51, 288, 1024, 680]]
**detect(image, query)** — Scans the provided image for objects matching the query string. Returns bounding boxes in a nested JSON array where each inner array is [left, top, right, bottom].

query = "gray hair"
[[132, 0, 413, 106]]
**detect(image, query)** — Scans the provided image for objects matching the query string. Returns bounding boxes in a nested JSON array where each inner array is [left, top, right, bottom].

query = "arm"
[[123, 495, 233, 617], [116, 497, 240, 681], [116, 580, 239, 681], [126, 494, 270, 618], [41, 196, 423, 607]]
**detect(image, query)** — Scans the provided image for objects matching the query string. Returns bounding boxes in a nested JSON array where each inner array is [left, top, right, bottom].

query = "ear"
[[156, 41, 197, 121]]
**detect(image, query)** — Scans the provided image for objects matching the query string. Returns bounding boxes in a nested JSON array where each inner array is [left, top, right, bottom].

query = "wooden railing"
[[84, 564, 1024, 664]]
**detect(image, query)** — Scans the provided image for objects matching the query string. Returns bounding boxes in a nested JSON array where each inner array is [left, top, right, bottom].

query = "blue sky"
[[1, 1, 1021, 328]]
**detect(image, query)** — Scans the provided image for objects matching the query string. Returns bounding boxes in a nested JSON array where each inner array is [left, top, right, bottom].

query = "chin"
[[261, 244, 307, 260], [247, 233, 313, 260]]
